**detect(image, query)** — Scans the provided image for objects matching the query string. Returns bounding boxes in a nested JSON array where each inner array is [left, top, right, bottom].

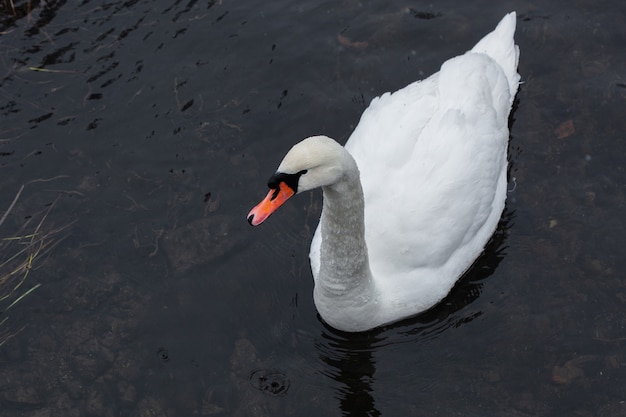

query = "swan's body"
[[248, 13, 520, 332]]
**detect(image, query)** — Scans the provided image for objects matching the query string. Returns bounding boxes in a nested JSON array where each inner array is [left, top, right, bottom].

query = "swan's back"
[[311, 13, 520, 316]]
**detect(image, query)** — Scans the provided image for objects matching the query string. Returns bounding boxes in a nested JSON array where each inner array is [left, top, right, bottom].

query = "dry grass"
[[0, 185, 72, 346]]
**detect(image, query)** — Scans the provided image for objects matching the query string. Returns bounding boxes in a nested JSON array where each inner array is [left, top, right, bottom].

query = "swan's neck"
[[316, 155, 375, 303]]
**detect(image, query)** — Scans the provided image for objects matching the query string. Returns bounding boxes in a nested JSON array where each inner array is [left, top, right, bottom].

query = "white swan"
[[247, 13, 520, 332]]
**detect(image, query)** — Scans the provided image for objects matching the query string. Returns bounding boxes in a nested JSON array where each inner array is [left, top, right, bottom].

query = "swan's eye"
[[267, 170, 308, 196]]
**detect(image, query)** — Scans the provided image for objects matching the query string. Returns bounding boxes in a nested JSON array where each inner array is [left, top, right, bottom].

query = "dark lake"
[[1, 0, 625, 416]]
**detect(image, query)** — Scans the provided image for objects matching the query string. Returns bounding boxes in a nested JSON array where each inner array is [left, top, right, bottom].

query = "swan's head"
[[247, 135, 348, 226]]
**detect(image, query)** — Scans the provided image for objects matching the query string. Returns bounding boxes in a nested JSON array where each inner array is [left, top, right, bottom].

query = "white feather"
[[263, 13, 520, 332]]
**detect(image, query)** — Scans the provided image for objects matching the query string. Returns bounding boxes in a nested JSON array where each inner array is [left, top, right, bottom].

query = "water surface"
[[1, 1, 625, 416]]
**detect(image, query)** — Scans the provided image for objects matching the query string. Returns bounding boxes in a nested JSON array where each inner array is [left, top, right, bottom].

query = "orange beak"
[[247, 182, 295, 226]]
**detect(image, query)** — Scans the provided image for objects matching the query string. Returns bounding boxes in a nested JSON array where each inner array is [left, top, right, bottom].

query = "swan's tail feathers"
[[471, 12, 521, 97]]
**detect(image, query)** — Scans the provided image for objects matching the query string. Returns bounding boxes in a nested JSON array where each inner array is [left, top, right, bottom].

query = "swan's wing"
[[349, 52, 513, 293], [345, 74, 440, 172]]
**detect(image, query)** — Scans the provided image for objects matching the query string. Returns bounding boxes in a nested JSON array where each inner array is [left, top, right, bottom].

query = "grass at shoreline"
[[0, 185, 72, 346]]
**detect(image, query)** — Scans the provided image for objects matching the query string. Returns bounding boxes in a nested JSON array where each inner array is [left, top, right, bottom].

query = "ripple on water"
[[249, 369, 290, 396]]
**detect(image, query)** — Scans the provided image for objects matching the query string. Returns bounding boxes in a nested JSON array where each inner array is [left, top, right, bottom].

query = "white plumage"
[[248, 12, 520, 332]]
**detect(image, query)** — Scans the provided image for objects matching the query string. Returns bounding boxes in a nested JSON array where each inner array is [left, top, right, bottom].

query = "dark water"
[[1, 0, 625, 416]]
